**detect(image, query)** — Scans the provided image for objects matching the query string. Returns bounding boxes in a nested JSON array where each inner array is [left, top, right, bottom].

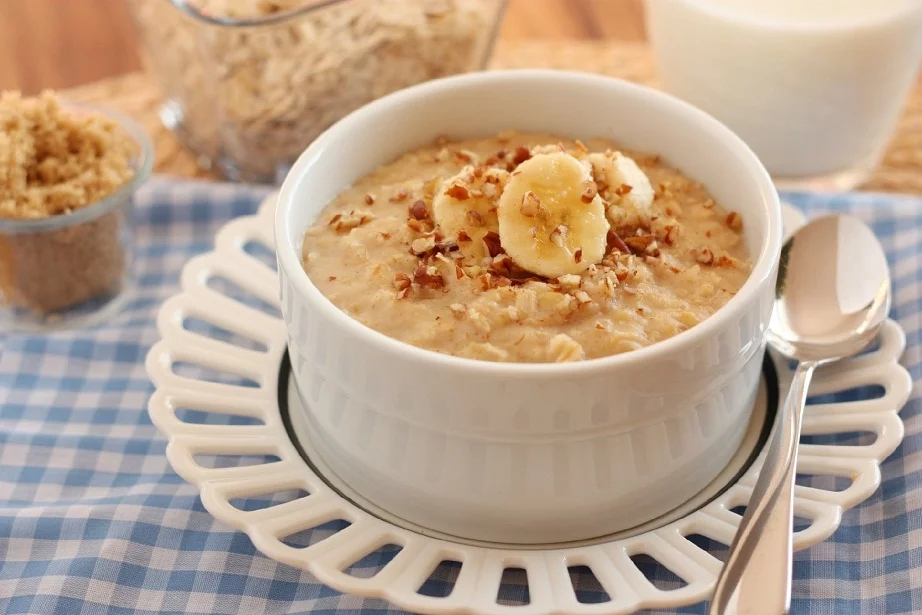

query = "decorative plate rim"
[[145, 195, 911, 615]]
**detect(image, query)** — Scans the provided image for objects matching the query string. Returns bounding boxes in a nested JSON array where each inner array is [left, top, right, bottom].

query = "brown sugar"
[[0, 91, 136, 315]]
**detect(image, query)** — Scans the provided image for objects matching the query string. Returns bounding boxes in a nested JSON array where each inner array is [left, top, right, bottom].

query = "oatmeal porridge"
[[301, 133, 752, 362]]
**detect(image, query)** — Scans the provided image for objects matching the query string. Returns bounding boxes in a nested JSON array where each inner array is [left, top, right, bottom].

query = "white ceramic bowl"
[[275, 70, 782, 545]]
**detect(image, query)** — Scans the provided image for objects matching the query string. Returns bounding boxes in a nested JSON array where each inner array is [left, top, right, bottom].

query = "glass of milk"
[[645, 0, 922, 191]]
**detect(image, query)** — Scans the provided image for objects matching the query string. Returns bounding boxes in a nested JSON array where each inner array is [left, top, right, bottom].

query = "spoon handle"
[[709, 360, 817, 615]]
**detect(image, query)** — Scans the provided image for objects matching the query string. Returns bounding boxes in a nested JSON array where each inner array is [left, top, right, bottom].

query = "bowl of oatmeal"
[[276, 70, 782, 544], [0, 92, 153, 332]]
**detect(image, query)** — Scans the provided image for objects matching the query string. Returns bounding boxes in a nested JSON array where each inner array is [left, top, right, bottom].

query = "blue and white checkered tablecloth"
[[1, 178, 920, 615]]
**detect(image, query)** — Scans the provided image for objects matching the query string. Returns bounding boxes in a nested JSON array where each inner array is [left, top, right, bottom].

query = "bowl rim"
[[276, 69, 782, 376], [0, 100, 154, 235]]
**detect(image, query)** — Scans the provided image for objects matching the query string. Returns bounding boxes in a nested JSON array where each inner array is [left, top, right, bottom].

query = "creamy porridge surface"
[[301, 132, 752, 363]]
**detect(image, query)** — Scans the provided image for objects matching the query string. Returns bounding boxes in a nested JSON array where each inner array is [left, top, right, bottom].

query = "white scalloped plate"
[[146, 195, 911, 614]]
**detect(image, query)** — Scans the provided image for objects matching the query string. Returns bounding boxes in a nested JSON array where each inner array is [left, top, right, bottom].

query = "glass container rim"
[[164, 0, 355, 28]]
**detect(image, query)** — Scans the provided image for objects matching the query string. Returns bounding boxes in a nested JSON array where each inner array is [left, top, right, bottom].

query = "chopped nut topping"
[[446, 184, 470, 200], [549, 333, 585, 362], [407, 218, 424, 232], [413, 264, 445, 289], [449, 303, 466, 316], [455, 263, 465, 279], [615, 183, 633, 197], [364, 193, 376, 205], [624, 234, 655, 254], [520, 190, 542, 217], [558, 274, 581, 291], [410, 236, 436, 255], [396, 287, 410, 300], [466, 210, 484, 227], [574, 248, 583, 263], [574, 139, 589, 153], [393, 273, 411, 291], [328, 276, 337, 281], [512, 146, 531, 166], [606, 229, 630, 254], [457, 230, 472, 243], [549, 224, 568, 248], [662, 224, 680, 246], [330, 211, 375, 232], [481, 182, 498, 198], [580, 181, 598, 204], [454, 149, 477, 163], [726, 211, 743, 230], [574, 290, 592, 304], [482, 231, 505, 257], [408, 200, 429, 220], [390, 188, 410, 202], [692, 247, 715, 265]]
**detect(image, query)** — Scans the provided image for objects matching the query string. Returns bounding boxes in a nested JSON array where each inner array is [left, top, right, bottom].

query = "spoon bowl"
[[710, 213, 891, 615], [769, 214, 891, 361]]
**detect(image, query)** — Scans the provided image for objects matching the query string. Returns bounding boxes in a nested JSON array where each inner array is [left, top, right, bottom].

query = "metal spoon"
[[709, 214, 891, 615]]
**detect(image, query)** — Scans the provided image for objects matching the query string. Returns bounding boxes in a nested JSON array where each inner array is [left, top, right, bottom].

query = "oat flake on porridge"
[[302, 132, 752, 363]]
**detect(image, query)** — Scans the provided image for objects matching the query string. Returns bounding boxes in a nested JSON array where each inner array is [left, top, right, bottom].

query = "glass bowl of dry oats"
[[128, 0, 507, 184], [0, 92, 153, 332]]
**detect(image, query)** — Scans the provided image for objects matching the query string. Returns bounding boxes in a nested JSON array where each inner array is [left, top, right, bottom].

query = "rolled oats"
[[129, 0, 503, 181]]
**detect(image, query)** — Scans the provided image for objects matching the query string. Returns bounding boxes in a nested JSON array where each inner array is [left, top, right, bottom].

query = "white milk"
[[646, 0, 922, 186]]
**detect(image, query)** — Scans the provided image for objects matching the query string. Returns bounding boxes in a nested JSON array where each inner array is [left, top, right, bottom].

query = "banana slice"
[[588, 152, 655, 225], [431, 166, 508, 261], [497, 152, 610, 279]]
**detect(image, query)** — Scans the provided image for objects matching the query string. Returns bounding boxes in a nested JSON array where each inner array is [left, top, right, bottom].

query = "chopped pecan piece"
[[512, 146, 531, 166], [393, 273, 411, 291], [467, 210, 484, 227], [580, 181, 598, 204], [557, 274, 581, 291], [410, 236, 437, 255], [614, 183, 633, 197], [446, 184, 470, 200], [413, 264, 445, 289], [364, 193, 376, 205], [457, 230, 472, 243], [624, 234, 655, 254], [482, 231, 505, 257], [520, 190, 542, 217], [726, 211, 743, 230], [549, 224, 568, 247], [606, 229, 630, 254], [691, 247, 715, 265], [574, 248, 583, 264], [409, 200, 429, 220]]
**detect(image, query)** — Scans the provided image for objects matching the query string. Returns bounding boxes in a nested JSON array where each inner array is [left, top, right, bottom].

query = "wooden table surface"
[[0, 0, 645, 94]]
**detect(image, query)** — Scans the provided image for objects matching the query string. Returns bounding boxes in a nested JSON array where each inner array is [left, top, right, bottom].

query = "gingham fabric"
[[1, 178, 920, 615]]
